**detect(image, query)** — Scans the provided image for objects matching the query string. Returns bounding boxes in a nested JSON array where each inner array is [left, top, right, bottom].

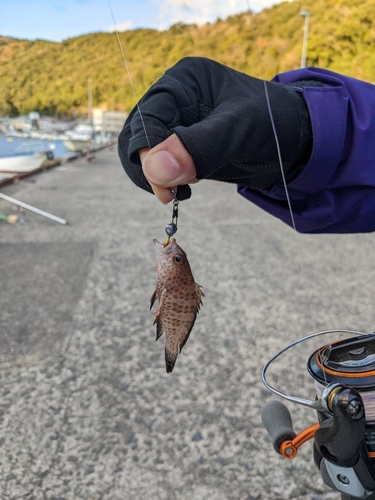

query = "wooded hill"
[[1, 0, 374, 117]]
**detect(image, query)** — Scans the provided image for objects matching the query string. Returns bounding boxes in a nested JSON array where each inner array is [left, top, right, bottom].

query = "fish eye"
[[174, 255, 182, 263]]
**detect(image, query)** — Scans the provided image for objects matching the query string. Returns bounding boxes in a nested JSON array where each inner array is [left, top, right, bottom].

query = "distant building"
[[92, 109, 128, 134]]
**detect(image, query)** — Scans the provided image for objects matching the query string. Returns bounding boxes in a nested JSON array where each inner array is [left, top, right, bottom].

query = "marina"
[[0, 108, 126, 186], [0, 134, 75, 159], [0, 130, 116, 187]]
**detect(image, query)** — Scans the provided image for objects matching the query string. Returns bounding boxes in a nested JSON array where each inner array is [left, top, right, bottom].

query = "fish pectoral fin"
[[153, 309, 160, 325], [153, 306, 162, 339], [152, 290, 164, 322], [153, 290, 166, 341], [150, 289, 157, 310]]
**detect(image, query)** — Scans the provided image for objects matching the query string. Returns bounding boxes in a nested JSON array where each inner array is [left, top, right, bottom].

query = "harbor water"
[[0, 134, 77, 159]]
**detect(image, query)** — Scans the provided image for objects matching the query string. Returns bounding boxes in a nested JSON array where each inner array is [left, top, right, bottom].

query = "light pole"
[[300, 11, 310, 68], [88, 76, 93, 123]]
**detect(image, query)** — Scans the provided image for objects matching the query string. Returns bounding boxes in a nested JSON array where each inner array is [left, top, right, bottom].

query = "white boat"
[[63, 137, 91, 152], [63, 122, 94, 152], [0, 151, 52, 173]]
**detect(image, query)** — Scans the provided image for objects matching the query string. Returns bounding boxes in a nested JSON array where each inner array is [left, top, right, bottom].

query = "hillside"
[[1, 0, 375, 117]]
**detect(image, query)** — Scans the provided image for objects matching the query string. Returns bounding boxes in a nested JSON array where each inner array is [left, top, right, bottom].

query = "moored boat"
[[63, 123, 94, 152], [0, 151, 53, 173], [63, 137, 91, 152]]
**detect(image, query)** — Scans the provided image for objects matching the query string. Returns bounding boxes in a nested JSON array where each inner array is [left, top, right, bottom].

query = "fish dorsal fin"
[[179, 284, 204, 353], [195, 283, 204, 309]]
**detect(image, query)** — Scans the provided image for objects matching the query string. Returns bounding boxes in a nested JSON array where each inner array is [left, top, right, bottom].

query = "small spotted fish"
[[151, 238, 204, 373]]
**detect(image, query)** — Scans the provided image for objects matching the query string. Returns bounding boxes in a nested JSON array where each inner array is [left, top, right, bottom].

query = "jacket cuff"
[[263, 83, 347, 198]]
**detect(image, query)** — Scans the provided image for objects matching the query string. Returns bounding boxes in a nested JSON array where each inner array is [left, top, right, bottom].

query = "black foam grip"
[[261, 400, 297, 454]]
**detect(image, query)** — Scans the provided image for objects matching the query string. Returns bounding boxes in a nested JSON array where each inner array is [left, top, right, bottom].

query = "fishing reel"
[[262, 330, 375, 499]]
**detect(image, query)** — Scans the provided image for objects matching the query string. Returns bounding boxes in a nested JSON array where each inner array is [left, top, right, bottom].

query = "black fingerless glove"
[[118, 57, 312, 200]]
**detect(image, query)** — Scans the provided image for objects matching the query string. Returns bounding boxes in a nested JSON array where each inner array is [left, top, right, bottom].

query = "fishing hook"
[[165, 188, 179, 239]]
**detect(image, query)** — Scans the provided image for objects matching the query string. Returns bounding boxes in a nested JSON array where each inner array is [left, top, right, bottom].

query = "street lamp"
[[300, 11, 310, 68]]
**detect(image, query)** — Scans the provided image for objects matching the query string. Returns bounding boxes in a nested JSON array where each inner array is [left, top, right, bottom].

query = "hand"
[[118, 57, 312, 203]]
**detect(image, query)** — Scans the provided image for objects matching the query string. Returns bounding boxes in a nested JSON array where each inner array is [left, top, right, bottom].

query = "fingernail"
[[144, 150, 181, 185]]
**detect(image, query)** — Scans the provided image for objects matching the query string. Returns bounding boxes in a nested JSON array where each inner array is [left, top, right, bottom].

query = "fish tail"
[[165, 346, 178, 373]]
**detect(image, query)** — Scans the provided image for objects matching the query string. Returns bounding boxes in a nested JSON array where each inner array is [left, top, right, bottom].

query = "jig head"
[[164, 189, 179, 245]]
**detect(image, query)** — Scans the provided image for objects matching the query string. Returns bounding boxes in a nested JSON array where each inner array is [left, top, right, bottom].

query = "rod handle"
[[261, 400, 297, 454]]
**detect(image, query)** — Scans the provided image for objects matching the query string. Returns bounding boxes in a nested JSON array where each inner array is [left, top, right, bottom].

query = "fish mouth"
[[152, 238, 175, 254]]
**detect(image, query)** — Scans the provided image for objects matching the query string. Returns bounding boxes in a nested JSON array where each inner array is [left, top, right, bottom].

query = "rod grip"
[[261, 400, 297, 454]]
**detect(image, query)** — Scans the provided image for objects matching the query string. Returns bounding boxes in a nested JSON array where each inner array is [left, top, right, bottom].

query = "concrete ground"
[[0, 147, 374, 499]]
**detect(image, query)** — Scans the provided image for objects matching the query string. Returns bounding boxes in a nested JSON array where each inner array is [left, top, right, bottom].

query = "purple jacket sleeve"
[[237, 67, 375, 233]]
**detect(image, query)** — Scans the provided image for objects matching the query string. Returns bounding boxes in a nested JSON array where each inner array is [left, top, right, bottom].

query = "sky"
[[0, 0, 290, 42]]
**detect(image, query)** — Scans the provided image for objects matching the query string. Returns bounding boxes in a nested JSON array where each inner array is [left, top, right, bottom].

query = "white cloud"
[[108, 20, 132, 33], [153, 0, 295, 29]]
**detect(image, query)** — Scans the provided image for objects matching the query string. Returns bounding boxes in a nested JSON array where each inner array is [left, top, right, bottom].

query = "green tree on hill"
[[0, 0, 375, 117]]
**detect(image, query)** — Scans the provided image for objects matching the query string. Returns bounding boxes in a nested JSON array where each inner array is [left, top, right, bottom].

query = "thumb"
[[140, 134, 198, 204]]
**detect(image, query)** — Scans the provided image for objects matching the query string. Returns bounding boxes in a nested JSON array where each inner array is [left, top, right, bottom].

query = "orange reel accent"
[[280, 423, 320, 459], [279, 424, 375, 461]]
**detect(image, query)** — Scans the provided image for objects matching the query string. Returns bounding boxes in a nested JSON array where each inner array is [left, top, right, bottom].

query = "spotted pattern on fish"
[[151, 238, 204, 373]]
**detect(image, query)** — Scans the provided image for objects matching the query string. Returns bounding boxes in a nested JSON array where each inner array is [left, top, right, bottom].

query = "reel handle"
[[261, 400, 296, 454]]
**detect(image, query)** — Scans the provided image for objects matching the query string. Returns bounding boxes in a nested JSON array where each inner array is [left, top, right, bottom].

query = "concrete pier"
[[0, 147, 373, 499]]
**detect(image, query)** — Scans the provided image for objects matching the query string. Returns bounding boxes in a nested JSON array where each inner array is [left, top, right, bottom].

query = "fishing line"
[[109, 1, 179, 235], [245, 0, 318, 335], [244, 0, 328, 398], [108, 0, 151, 149]]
